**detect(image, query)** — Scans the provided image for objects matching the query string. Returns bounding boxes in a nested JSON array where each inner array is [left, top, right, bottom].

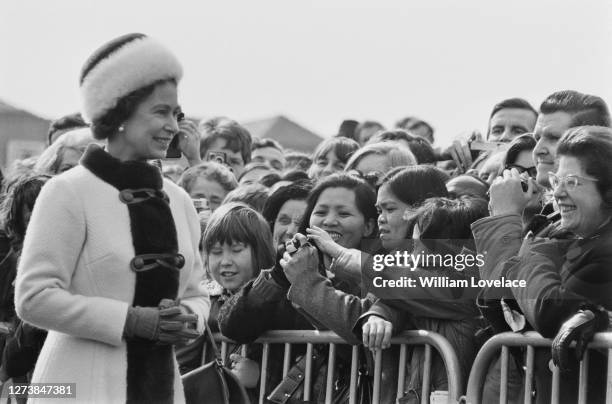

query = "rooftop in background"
[[242, 115, 323, 153], [0, 99, 50, 169]]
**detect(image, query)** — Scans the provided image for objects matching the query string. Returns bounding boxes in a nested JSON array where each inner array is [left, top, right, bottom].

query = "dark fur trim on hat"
[[80, 33, 146, 85], [81, 144, 178, 403]]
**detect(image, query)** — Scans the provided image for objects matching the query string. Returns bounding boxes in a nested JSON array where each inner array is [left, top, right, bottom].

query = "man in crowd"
[[396, 116, 435, 145], [251, 138, 286, 171], [199, 117, 252, 178], [447, 97, 538, 172]]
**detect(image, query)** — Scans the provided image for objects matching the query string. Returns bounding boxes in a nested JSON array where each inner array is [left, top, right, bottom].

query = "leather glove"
[[270, 244, 291, 289], [123, 305, 200, 344], [551, 307, 609, 372], [124, 306, 160, 340], [157, 299, 200, 344]]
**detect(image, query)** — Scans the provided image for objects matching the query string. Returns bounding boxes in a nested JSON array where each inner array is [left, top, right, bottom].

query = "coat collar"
[[80, 144, 162, 190]]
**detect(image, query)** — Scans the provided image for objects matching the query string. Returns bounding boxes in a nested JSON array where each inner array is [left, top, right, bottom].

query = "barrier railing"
[[464, 331, 612, 404], [214, 329, 462, 404]]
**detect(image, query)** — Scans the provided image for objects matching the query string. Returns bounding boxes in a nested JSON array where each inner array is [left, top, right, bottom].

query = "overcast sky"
[[1, 0, 611, 146]]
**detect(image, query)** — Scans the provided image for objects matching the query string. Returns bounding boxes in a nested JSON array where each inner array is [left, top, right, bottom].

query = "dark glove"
[[270, 244, 290, 289], [157, 304, 200, 344], [551, 307, 609, 372], [124, 304, 200, 344], [124, 306, 160, 340]]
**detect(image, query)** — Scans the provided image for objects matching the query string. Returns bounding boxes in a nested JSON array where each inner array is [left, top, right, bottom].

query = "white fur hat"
[[79, 33, 183, 123]]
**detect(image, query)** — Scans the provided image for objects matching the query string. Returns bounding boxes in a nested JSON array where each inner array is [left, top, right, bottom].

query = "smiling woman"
[[14, 33, 210, 404], [505, 126, 612, 403]]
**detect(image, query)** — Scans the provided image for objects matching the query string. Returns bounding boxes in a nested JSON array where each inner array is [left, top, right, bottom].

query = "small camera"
[[206, 150, 228, 166], [192, 198, 210, 213], [285, 238, 301, 255]]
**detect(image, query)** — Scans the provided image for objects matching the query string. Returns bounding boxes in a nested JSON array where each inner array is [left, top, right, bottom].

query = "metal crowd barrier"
[[464, 331, 612, 404], [214, 329, 462, 404]]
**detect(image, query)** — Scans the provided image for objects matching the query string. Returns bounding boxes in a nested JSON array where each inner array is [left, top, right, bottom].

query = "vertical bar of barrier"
[[349, 346, 358, 404], [421, 345, 432, 404], [500, 346, 509, 404], [283, 343, 292, 378], [396, 344, 407, 400], [259, 343, 270, 404], [607, 349, 612, 404], [372, 349, 382, 404], [241, 344, 247, 357], [578, 350, 589, 404], [221, 341, 228, 365], [325, 343, 336, 404], [551, 363, 560, 404], [524, 346, 534, 404], [304, 343, 314, 401]]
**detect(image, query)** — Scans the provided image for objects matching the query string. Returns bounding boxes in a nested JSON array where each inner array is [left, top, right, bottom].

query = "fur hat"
[[79, 33, 183, 123]]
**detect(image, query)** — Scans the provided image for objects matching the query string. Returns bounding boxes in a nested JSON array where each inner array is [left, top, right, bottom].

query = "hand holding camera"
[[489, 168, 537, 216], [165, 113, 203, 166], [279, 234, 320, 284]]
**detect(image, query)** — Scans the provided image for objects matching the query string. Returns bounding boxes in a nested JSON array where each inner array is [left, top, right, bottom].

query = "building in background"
[[0, 99, 49, 169], [242, 115, 322, 153]]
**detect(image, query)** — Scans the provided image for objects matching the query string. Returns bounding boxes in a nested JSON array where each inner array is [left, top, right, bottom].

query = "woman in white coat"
[[15, 33, 210, 403]]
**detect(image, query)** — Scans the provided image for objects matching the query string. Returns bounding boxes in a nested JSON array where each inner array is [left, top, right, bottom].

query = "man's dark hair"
[[540, 90, 611, 128], [48, 112, 89, 145], [252, 137, 283, 152], [200, 117, 253, 164], [490, 98, 538, 120], [336, 119, 359, 140]]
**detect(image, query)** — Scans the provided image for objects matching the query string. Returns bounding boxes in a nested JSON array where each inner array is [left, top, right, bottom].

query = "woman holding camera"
[[15, 34, 209, 403], [219, 173, 377, 402]]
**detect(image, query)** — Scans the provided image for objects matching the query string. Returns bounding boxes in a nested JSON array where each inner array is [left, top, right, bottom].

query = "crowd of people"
[[0, 33, 611, 404]]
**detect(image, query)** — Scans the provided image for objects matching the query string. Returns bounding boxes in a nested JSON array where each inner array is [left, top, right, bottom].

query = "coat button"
[[132, 257, 144, 270], [119, 190, 134, 203]]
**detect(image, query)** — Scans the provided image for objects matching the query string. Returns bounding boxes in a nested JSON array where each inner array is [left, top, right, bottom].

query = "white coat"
[[15, 160, 210, 404]]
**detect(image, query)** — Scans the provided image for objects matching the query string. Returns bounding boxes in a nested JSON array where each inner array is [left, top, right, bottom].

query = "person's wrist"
[[187, 156, 202, 167], [490, 202, 523, 217]]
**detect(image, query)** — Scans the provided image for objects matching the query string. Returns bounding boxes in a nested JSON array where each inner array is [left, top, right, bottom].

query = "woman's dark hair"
[[281, 170, 310, 183], [414, 196, 488, 256], [380, 165, 449, 207], [0, 174, 51, 249], [91, 78, 176, 140], [202, 203, 275, 275], [259, 172, 282, 188], [503, 134, 537, 167], [262, 180, 313, 232], [298, 173, 377, 236], [556, 126, 612, 208]]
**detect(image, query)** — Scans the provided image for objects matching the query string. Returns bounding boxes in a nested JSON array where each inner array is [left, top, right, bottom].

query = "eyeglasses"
[[505, 164, 537, 178], [548, 172, 599, 191]]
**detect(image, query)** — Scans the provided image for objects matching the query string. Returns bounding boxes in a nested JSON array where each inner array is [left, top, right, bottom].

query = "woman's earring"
[[118, 125, 125, 132]]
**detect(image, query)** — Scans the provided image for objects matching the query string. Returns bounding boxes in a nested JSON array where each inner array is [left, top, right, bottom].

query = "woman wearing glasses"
[[503, 126, 612, 404]]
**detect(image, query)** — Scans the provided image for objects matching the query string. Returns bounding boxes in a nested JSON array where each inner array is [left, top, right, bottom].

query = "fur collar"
[[80, 144, 162, 190]]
